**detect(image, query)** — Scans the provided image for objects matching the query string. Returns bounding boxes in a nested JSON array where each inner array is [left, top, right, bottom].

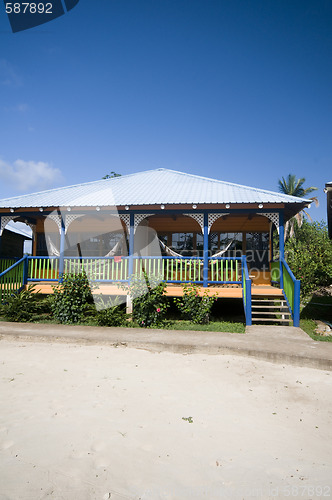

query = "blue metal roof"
[[0, 168, 311, 208]]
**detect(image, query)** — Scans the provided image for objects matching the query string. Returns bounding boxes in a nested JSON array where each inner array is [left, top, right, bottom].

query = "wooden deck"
[[27, 281, 284, 299]]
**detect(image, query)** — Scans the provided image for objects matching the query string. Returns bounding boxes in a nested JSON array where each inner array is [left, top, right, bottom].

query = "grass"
[[0, 310, 245, 333], [300, 294, 332, 341], [164, 320, 245, 333], [300, 318, 332, 342]]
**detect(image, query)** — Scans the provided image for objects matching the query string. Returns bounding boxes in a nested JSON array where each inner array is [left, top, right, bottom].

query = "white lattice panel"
[[134, 213, 154, 230], [258, 212, 280, 233], [47, 214, 63, 234], [208, 213, 229, 233], [65, 214, 85, 234], [183, 213, 204, 232], [0, 216, 18, 236], [119, 214, 130, 232]]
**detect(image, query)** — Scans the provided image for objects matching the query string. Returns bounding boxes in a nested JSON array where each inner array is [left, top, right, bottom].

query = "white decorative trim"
[[257, 212, 280, 234], [26, 222, 36, 238], [134, 213, 153, 231], [0, 216, 18, 236], [47, 214, 63, 234], [119, 214, 130, 233], [208, 213, 230, 233], [65, 214, 85, 234], [183, 213, 204, 233]]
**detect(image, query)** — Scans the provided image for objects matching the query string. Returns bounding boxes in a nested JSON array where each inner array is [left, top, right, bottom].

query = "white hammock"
[[159, 237, 236, 258], [47, 235, 126, 258], [46, 234, 237, 262]]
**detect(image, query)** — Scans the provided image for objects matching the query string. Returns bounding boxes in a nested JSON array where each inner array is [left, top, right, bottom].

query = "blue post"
[[293, 279, 301, 327], [279, 211, 284, 289], [203, 212, 209, 287], [59, 215, 65, 281], [128, 213, 134, 281], [246, 277, 252, 325], [23, 255, 29, 285]]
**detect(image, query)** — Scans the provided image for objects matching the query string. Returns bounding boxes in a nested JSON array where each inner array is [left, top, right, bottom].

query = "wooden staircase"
[[251, 295, 292, 325]]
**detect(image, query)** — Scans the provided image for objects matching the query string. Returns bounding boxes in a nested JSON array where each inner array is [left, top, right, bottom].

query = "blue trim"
[[23, 255, 29, 285], [279, 211, 284, 289], [293, 279, 301, 327], [241, 255, 252, 325], [203, 212, 208, 287], [27, 255, 241, 261], [59, 215, 65, 280], [28, 278, 58, 282], [128, 213, 134, 280]]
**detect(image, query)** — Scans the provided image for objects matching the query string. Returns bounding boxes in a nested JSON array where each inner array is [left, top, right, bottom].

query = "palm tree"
[[278, 174, 319, 239]]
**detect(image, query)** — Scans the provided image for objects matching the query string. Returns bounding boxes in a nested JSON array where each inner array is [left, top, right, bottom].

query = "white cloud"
[[15, 103, 30, 112], [0, 158, 64, 192], [0, 59, 22, 87]]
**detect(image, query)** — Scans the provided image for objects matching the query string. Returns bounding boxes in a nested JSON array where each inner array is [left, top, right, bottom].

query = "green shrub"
[[126, 272, 168, 328], [50, 272, 93, 324], [0, 284, 43, 322], [95, 296, 127, 327], [284, 221, 332, 297], [175, 282, 217, 324]]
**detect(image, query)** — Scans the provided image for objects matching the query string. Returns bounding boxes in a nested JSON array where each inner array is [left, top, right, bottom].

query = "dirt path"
[[0, 340, 331, 499]]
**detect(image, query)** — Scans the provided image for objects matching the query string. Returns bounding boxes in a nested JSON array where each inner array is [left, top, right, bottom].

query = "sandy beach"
[[0, 339, 331, 500]]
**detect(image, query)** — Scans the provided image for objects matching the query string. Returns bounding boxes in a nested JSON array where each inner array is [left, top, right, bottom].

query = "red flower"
[[156, 308, 161, 313]]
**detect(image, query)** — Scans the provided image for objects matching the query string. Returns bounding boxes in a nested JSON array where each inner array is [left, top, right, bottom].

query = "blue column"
[[279, 211, 284, 289], [58, 215, 65, 281], [293, 279, 301, 327], [128, 213, 134, 281], [203, 212, 209, 287], [279, 211, 285, 260], [23, 254, 29, 285]]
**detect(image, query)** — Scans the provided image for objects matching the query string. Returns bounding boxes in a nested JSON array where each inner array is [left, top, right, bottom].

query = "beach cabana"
[[0, 169, 310, 325]]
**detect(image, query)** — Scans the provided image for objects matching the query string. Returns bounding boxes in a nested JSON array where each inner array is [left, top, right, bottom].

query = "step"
[[251, 313, 292, 321], [252, 299, 287, 304], [252, 312, 291, 317], [252, 305, 289, 309], [252, 318, 292, 323]]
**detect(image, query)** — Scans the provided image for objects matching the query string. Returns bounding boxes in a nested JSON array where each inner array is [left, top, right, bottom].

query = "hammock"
[[159, 237, 236, 258], [47, 235, 126, 258], [210, 238, 236, 257]]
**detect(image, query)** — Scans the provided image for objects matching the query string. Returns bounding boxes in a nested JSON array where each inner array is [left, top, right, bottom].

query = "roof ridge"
[[0, 167, 311, 205], [150, 168, 311, 202]]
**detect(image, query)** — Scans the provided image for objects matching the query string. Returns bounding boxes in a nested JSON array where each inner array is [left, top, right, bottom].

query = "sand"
[[0, 339, 331, 500]]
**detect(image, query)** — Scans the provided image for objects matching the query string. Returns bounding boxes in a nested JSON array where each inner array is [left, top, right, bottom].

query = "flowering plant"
[[125, 272, 168, 328]]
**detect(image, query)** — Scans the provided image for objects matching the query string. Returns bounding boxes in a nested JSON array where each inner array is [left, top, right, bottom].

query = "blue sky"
[[0, 0, 331, 222]]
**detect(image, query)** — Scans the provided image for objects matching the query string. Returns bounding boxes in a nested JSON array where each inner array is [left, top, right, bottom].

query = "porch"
[[0, 254, 299, 326]]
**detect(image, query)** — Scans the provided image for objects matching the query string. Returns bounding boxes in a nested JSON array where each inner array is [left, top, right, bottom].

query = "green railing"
[[271, 258, 300, 327], [0, 257, 18, 274], [64, 257, 128, 281], [29, 257, 59, 280], [270, 261, 280, 282], [210, 257, 241, 283], [27, 256, 242, 285], [0, 256, 27, 303]]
